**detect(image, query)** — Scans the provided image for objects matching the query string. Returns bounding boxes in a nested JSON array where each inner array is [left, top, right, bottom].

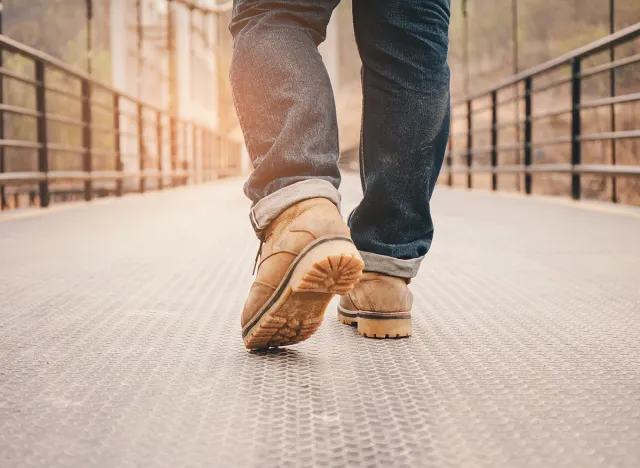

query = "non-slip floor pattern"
[[1, 176, 639, 468]]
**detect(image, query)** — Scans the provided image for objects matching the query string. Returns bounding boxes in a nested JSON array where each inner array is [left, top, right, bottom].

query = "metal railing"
[[444, 23, 640, 203], [0, 1, 239, 211]]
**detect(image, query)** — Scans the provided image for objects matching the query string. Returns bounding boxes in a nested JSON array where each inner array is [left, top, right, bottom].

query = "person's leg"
[[230, 1, 365, 349], [338, 0, 451, 338], [349, 0, 451, 279], [229, 0, 342, 236]]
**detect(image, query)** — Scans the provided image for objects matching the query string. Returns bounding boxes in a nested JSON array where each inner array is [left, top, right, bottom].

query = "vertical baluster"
[[137, 103, 145, 193], [571, 59, 582, 200], [447, 131, 453, 187], [196, 125, 202, 184], [0, 0, 5, 210], [82, 79, 92, 201], [181, 122, 187, 186], [609, 0, 617, 203], [524, 77, 532, 195], [191, 123, 196, 185], [157, 110, 163, 190], [35, 61, 49, 207], [491, 90, 498, 191], [466, 100, 472, 189], [113, 93, 123, 197]]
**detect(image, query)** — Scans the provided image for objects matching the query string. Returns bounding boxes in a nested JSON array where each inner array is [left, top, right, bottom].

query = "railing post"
[[609, 0, 617, 203], [571, 58, 581, 200], [191, 123, 196, 185], [214, 134, 218, 180], [214, 134, 219, 177], [447, 131, 453, 187], [170, 117, 178, 187], [195, 125, 201, 184], [204, 131, 209, 182], [0, 0, 5, 210], [466, 100, 472, 189], [524, 77, 533, 195], [35, 61, 49, 208], [82, 79, 92, 201], [203, 128, 207, 183], [181, 122, 186, 186], [491, 90, 498, 191], [156, 110, 163, 190], [215, 133, 219, 181], [113, 93, 123, 197], [86, 0, 93, 73], [211, 132, 216, 180], [182, 122, 188, 186], [217, 134, 222, 177], [137, 103, 145, 193]]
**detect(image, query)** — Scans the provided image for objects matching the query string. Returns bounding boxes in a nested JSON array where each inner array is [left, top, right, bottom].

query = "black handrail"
[[0, 33, 241, 210], [445, 23, 640, 203], [453, 23, 640, 106]]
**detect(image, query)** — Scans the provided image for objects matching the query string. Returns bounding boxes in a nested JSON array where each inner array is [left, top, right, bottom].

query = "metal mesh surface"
[[1, 176, 639, 468]]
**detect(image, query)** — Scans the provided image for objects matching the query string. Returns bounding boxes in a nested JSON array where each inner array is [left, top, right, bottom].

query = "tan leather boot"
[[337, 272, 412, 338], [242, 198, 364, 349]]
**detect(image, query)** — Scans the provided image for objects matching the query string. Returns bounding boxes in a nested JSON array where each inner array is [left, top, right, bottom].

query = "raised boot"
[[242, 198, 364, 349], [337, 272, 412, 338]]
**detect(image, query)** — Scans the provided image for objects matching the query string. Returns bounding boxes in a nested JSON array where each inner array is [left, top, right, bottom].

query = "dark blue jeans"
[[230, 0, 451, 278]]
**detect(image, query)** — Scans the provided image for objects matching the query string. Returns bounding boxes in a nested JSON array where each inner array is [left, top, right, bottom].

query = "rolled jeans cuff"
[[359, 251, 423, 279], [250, 179, 342, 238]]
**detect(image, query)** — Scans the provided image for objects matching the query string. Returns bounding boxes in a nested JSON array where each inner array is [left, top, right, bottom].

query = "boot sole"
[[337, 304, 412, 339], [242, 236, 364, 350]]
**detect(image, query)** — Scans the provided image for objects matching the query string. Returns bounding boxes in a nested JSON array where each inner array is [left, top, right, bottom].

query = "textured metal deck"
[[1, 176, 639, 468]]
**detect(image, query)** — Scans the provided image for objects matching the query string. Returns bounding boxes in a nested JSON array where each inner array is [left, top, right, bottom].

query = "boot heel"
[[243, 237, 364, 349], [337, 306, 358, 326], [357, 314, 412, 339], [290, 238, 364, 295]]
